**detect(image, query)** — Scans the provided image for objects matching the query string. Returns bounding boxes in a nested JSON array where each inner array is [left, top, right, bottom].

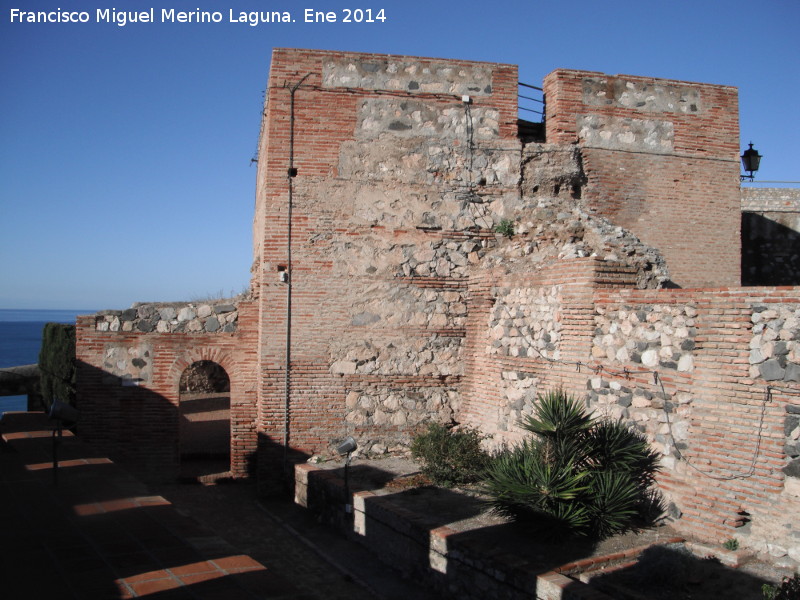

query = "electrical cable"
[[492, 299, 781, 481]]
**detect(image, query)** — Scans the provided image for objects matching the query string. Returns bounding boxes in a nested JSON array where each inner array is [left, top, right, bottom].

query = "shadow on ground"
[[580, 543, 777, 600]]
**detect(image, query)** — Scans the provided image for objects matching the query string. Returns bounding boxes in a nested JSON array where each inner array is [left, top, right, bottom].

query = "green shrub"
[[723, 538, 739, 551], [484, 390, 665, 539], [494, 219, 515, 238], [763, 573, 800, 600], [411, 423, 491, 487], [38, 323, 76, 410]]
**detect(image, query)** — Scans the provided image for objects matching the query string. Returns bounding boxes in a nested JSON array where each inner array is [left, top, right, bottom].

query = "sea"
[[0, 309, 96, 416]]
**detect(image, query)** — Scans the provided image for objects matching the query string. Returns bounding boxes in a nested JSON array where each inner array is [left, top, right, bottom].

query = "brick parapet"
[[543, 68, 741, 288], [741, 187, 800, 213]]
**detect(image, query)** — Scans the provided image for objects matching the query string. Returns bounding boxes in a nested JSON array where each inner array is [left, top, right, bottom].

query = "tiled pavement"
[[0, 412, 314, 599]]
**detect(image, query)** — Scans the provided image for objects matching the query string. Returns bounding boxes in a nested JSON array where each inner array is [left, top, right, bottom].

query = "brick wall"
[[74, 48, 800, 557], [544, 69, 741, 288], [460, 259, 637, 443], [459, 259, 800, 555], [75, 299, 259, 480], [253, 48, 521, 491]]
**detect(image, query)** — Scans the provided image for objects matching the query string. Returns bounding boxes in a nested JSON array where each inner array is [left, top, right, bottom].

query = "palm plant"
[[485, 390, 665, 539], [486, 439, 592, 532]]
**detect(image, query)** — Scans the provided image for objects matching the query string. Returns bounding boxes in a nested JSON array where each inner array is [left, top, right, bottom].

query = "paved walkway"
[[0, 412, 393, 599]]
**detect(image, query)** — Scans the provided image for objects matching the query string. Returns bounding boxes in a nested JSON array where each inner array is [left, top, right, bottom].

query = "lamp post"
[[336, 436, 357, 513], [48, 399, 80, 486], [741, 142, 762, 182]]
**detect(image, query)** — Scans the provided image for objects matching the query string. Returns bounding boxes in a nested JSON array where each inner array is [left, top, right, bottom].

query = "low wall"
[[294, 462, 674, 600]]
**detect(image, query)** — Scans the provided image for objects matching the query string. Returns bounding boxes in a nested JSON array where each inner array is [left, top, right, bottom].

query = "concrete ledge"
[[295, 462, 656, 600], [685, 540, 754, 568]]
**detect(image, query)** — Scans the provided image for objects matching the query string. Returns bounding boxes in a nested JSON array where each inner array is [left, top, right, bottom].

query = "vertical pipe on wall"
[[283, 74, 311, 475]]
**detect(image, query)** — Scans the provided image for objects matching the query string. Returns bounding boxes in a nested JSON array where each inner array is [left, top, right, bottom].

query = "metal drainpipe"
[[283, 74, 311, 474]]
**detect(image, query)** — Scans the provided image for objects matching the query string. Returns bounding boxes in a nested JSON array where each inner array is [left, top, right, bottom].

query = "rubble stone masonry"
[[76, 299, 259, 480], [75, 49, 799, 562]]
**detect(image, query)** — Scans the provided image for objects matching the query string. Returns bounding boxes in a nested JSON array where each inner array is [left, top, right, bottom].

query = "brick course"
[[74, 49, 799, 558]]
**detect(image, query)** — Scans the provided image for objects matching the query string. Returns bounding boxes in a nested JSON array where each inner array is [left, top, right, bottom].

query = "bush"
[[38, 323, 77, 411], [763, 573, 800, 600], [494, 219, 515, 238], [723, 538, 739, 551], [411, 423, 491, 487], [484, 390, 665, 539]]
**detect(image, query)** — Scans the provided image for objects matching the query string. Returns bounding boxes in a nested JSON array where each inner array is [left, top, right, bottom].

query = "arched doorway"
[[178, 360, 230, 481]]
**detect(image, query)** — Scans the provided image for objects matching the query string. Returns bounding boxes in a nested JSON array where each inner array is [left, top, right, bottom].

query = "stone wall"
[[516, 143, 668, 289], [749, 304, 800, 384], [252, 50, 799, 553], [544, 69, 741, 288], [252, 51, 678, 483], [94, 302, 237, 334], [73, 48, 800, 560], [461, 271, 800, 563], [488, 285, 562, 360], [742, 187, 800, 213], [593, 304, 697, 372]]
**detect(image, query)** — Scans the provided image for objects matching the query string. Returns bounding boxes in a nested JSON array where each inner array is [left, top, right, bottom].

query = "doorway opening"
[[178, 360, 230, 482]]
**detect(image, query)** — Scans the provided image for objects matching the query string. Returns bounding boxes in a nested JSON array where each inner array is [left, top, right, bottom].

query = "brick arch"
[[167, 346, 237, 391]]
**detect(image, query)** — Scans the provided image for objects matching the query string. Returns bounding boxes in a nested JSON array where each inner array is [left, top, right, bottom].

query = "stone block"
[[641, 349, 659, 367], [678, 355, 694, 372], [784, 362, 800, 383], [783, 459, 800, 479], [159, 307, 177, 320], [759, 359, 785, 381], [178, 307, 196, 322]]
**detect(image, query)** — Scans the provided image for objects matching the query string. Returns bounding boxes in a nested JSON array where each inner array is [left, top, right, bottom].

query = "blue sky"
[[1, 0, 798, 310]]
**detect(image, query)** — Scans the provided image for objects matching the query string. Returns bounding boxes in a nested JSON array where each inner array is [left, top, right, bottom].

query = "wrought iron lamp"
[[337, 436, 357, 513], [740, 142, 762, 182]]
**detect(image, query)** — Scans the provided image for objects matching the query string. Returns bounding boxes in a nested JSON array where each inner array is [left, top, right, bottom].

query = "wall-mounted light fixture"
[[49, 398, 81, 424], [740, 142, 762, 182], [336, 436, 357, 455]]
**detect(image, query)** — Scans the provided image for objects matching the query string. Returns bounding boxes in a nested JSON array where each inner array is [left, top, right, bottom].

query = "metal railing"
[[518, 81, 545, 122]]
